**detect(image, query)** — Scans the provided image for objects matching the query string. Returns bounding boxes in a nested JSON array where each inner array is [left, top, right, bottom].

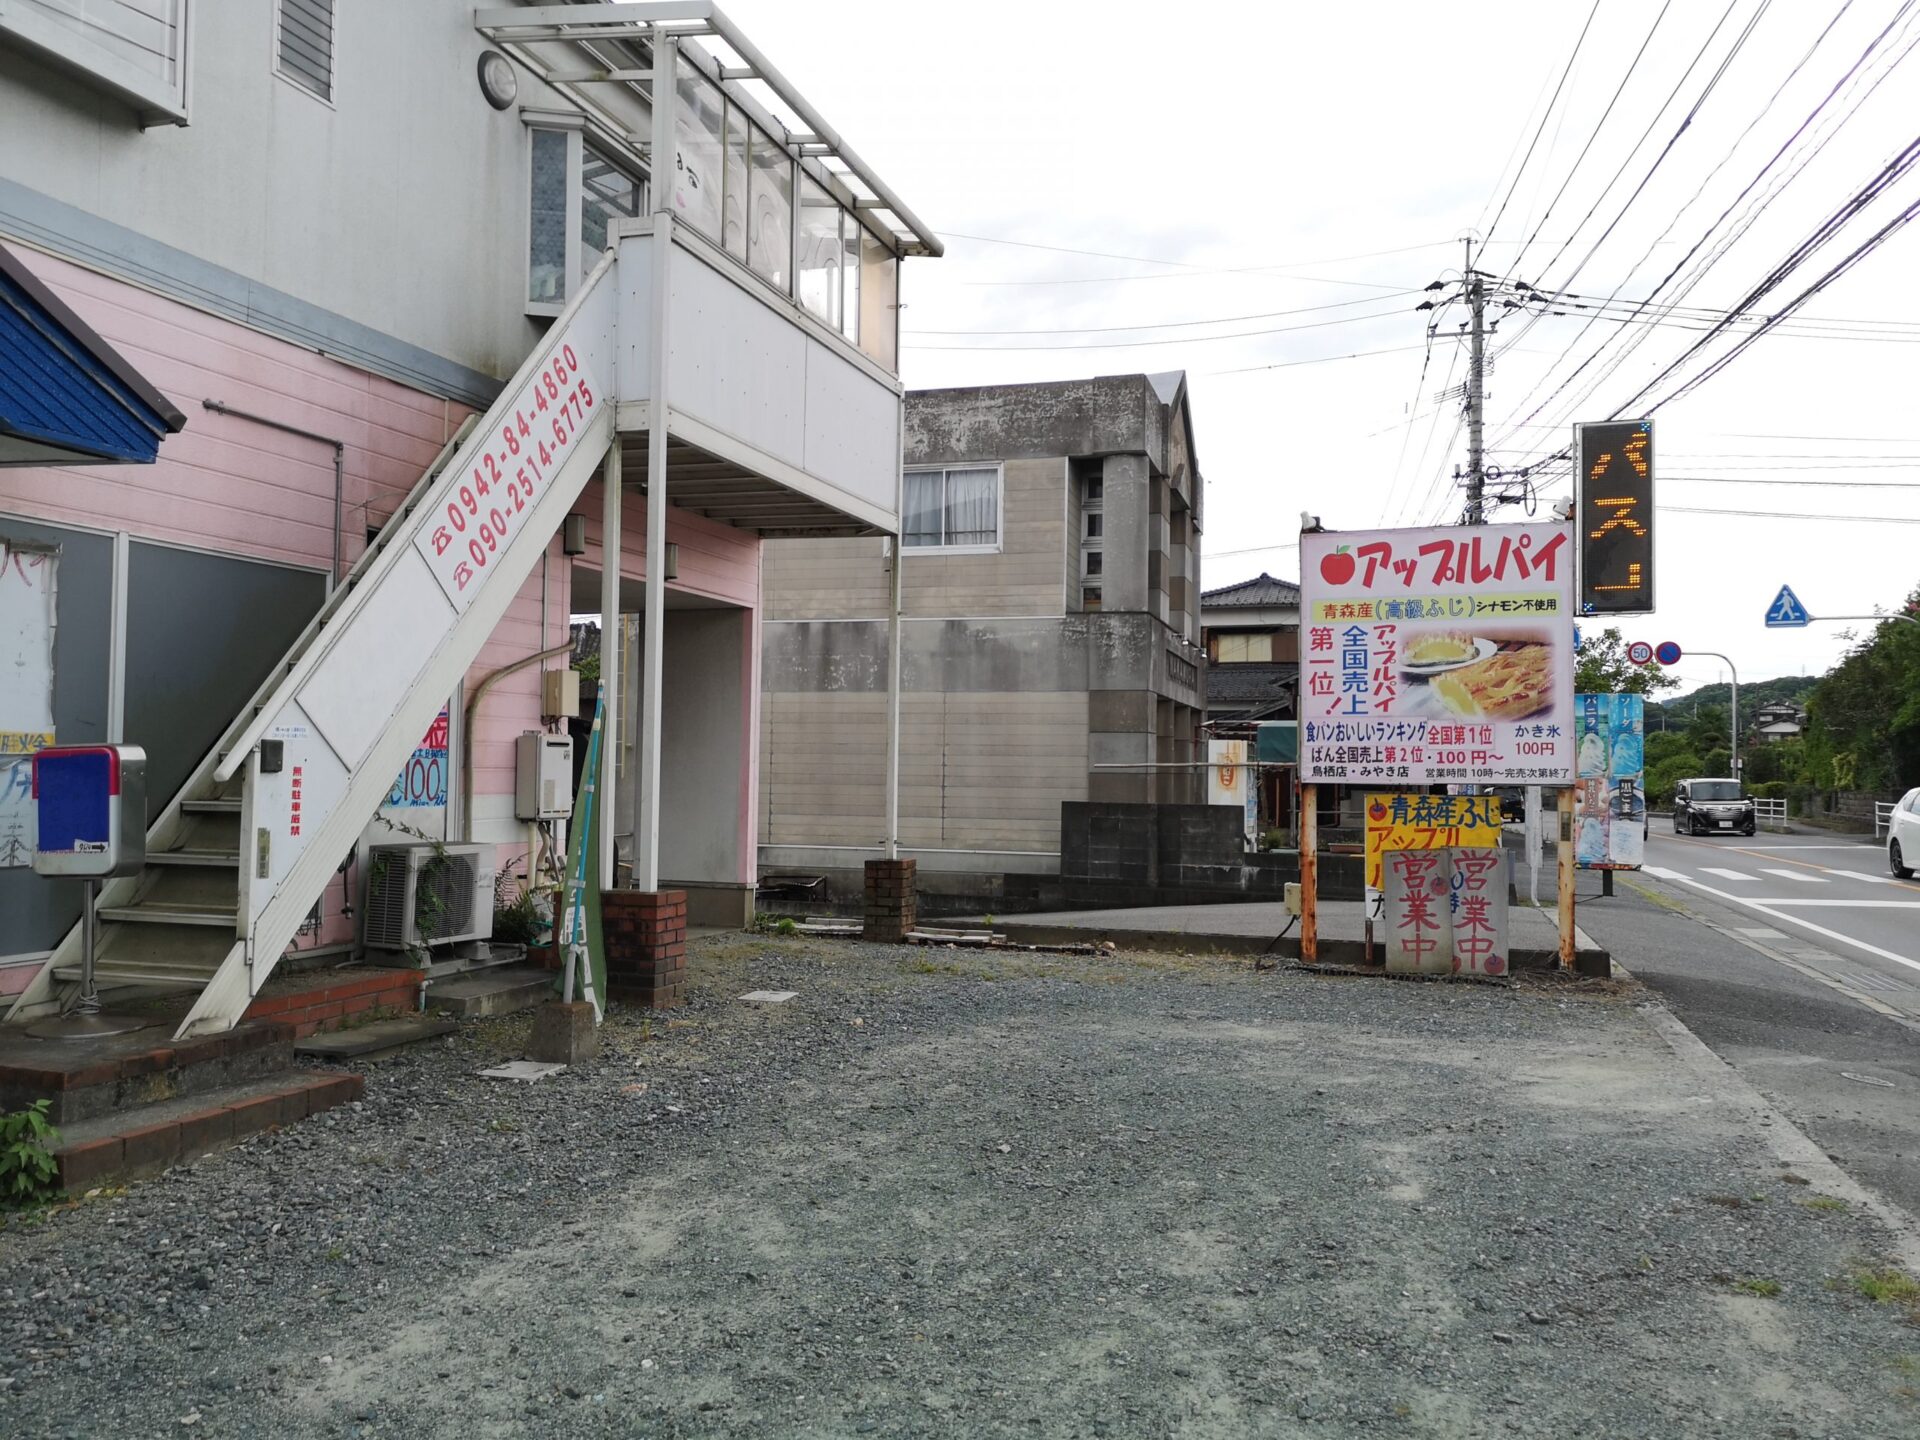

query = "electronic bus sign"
[[1575, 418, 1654, 614]]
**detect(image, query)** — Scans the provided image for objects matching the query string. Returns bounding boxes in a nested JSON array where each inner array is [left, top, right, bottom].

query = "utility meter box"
[[514, 732, 574, 820], [31, 744, 148, 877], [540, 667, 580, 719]]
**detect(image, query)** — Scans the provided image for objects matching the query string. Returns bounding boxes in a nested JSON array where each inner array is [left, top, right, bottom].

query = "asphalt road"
[[1572, 823, 1920, 1218]]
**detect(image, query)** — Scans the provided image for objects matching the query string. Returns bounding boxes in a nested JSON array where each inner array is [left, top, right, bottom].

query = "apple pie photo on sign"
[[1429, 643, 1554, 721]]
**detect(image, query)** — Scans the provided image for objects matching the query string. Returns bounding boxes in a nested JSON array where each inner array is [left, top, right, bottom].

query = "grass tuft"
[[1732, 1277, 1781, 1298], [1799, 1195, 1848, 1213]]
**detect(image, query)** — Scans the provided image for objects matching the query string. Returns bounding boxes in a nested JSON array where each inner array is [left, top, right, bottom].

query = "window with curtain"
[[673, 66, 725, 240], [901, 466, 1001, 549], [797, 176, 842, 328], [748, 123, 792, 291]]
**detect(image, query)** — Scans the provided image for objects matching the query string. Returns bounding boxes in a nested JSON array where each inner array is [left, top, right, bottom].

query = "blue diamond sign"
[[1766, 585, 1810, 628]]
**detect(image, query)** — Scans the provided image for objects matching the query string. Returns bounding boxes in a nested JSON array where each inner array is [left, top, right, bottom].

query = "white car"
[[1889, 791, 1920, 879], [1891, 787, 1920, 879]]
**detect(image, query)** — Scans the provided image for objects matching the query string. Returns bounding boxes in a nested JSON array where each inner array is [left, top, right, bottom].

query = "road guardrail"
[[1754, 797, 1789, 833], [1875, 800, 1896, 839]]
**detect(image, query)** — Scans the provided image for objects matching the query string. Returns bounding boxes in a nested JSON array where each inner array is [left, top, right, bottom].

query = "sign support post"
[[1299, 783, 1318, 962], [1556, 786, 1576, 970]]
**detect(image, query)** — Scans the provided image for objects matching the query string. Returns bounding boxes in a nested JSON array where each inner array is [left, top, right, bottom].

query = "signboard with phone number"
[[414, 343, 598, 610]]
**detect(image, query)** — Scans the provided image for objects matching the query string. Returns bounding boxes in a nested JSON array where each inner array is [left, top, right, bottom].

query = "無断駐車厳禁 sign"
[[1298, 522, 1576, 786]]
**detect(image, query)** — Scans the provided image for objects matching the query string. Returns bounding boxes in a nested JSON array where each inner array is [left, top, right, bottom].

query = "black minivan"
[[1673, 778, 1756, 836]]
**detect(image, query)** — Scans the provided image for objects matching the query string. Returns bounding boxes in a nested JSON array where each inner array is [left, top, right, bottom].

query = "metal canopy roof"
[[618, 431, 882, 538], [474, 2, 943, 259], [0, 242, 186, 467]]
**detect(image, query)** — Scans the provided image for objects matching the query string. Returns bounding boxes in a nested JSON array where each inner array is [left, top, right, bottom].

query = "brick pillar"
[[602, 890, 687, 1009], [863, 859, 917, 943]]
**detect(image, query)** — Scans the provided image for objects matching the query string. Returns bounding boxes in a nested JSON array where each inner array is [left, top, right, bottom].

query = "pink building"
[[0, 2, 936, 1035]]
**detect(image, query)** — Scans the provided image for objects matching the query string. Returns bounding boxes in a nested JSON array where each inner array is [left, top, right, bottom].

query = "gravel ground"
[[4, 936, 1920, 1439]]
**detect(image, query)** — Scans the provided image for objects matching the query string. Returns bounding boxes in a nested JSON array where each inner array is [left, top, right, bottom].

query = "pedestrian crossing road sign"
[[1765, 585, 1810, 628]]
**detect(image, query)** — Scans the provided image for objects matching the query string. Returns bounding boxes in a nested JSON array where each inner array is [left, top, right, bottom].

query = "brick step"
[[246, 966, 423, 1038], [53, 1069, 363, 1191], [0, 1018, 293, 1127]]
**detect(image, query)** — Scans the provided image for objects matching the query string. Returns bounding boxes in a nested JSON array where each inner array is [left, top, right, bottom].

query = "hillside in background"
[[1648, 673, 1819, 727]]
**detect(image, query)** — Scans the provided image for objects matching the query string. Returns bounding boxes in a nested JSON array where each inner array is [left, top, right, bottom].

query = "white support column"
[[637, 37, 678, 893], [598, 443, 621, 891], [107, 530, 129, 744], [884, 408, 904, 860]]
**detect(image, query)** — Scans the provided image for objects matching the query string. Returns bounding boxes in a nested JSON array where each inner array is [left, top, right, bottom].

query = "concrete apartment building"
[[760, 374, 1205, 908]]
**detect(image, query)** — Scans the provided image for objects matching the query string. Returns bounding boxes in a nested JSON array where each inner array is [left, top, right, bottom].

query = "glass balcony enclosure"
[[485, 4, 929, 377]]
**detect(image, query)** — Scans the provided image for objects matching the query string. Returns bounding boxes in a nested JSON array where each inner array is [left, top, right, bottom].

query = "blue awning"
[[0, 240, 185, 466]]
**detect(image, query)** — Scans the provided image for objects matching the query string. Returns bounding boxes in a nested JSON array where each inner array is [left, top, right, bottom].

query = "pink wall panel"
[[4, 251, 767, 930], [1, 248, 463, 575]]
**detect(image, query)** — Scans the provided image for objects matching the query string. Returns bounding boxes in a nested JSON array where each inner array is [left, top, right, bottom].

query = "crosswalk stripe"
[[1760, 868, 1826, 884], [1833, 870, 1899, 887], [1642, 865, 1688, 881], [1701, 867, 1757, 882]]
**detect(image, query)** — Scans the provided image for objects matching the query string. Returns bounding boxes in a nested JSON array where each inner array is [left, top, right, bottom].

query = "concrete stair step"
[[53, 1068, 363, 1191], [294, 1015, 457, 1061], [426, 966, 554, 1019], [0, 1017, 294, 1126]]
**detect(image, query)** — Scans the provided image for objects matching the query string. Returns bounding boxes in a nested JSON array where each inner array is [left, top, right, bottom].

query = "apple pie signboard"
[[1298, 522, 1576, 786]]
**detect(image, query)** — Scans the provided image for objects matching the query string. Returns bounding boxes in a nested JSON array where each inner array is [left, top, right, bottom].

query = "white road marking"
[[1832, 870, 1901, 887], [1648, 873, 1920, 976], [1701, 867, 1757, 882], [1753, 900, 1920, 909], [1760, 868, 1826, 884], [1642, 865, 1689, 881], [1734, 844, 1881, 851]]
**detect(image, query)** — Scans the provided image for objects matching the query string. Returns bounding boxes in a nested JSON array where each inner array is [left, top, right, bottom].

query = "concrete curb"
[[1618, 960, 1920, 1276], [994, 920, 1611, 976]]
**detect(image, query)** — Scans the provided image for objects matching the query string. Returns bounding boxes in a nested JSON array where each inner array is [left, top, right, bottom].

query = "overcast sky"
[[727, 0, 1920, 697]]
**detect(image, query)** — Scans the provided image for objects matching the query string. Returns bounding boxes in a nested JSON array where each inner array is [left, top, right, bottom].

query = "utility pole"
[[1463, 236, 1487, 525]]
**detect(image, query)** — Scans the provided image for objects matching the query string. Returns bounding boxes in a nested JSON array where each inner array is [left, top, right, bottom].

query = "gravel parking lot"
[[4, 935, 1919, 1439]]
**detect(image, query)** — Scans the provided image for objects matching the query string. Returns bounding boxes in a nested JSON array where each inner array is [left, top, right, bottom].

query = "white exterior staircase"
[[6, 256, 619, 1039]]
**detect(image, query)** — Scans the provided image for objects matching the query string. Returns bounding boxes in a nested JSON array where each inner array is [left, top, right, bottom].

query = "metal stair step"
[[149, 849, 241, 867], [52, 957, 224, 985], [97, 903, 238, 927], [181, 797, 242, 815]]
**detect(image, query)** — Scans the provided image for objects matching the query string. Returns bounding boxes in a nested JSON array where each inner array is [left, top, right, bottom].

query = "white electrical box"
[[514, 732, 574, 820], [541, 667, 580, 719]]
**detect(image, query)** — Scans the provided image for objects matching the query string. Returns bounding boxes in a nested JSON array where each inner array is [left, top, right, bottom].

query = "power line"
[[902, 291, 1411, 337], [1482, 0, 1607, 249], [1495, 0, 1677, 288], [938, 232, 1450, 273], [1200, 342, 1434, 377], [905, 310, 1409, 351], [1492, 2, 1920, 457]]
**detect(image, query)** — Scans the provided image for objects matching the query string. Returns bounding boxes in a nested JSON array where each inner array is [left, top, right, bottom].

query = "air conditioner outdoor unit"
[[363, 842, 496, 950]]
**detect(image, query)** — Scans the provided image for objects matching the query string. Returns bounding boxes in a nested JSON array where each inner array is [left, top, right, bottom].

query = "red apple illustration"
[[1319, 545, 1356, 585], [1368, 800, 1388, 822]]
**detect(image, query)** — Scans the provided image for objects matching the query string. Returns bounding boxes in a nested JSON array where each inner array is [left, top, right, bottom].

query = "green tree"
[[1802, 586, 1920, 793], [1686, 704, 1731, 758], [1574, 627, 1681, 696]]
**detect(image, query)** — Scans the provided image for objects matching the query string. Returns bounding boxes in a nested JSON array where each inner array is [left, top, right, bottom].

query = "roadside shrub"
[[1, 1100, 61, 1206]]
